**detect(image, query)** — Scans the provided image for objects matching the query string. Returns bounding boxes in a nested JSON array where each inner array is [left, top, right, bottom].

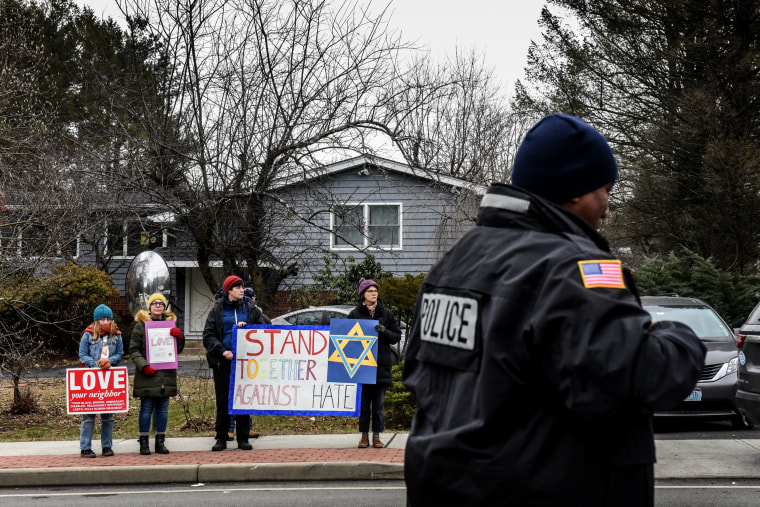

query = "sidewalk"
[[1, 434, 760, 488], [0, 433, 406, 487]]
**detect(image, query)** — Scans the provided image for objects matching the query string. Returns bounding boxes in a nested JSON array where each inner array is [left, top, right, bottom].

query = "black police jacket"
[[403, 183, 706, 506]]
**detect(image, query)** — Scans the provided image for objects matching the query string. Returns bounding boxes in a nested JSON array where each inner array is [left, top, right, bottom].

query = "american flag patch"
[[578, 260, 626, 289]]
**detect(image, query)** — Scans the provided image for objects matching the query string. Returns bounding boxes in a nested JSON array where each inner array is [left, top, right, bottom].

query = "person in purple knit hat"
[[348, 278, 402, 449]]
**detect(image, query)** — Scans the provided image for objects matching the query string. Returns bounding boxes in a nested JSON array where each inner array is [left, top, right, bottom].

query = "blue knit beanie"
[[93, 304, 113, 321], [511, 114, 618, 203]]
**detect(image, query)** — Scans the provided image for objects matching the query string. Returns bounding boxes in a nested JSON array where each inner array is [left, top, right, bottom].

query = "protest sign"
[[229, 319, 379, 417], [327, 319, 379, 384], [66, 367, 129, 414], [145, 320, 178, 370]]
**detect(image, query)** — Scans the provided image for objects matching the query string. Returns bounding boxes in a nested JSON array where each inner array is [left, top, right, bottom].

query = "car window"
[[745, 301, 760, 324], [292, 311, 324, 325], [646, 306, 734, 342], [326, 310, 350, 321]]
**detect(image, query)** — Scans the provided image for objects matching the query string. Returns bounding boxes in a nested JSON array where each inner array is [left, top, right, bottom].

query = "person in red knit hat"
[[129, 293, 185, 455], [203, 275, 266, 451]]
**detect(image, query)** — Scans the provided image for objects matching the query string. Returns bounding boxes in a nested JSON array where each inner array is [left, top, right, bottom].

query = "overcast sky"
[[375, 1, 545, 89], [75, 0, 546, 92]]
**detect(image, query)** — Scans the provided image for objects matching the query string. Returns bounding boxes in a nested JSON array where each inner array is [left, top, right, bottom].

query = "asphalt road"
[[3, 480, 760, 506], [0, 480, 408, 506]]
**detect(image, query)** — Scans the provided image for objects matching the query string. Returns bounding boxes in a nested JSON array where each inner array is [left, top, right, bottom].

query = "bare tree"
[[389, 50, 527, 186], [108, 0, 421, 300], [0, 0, 123, 399]]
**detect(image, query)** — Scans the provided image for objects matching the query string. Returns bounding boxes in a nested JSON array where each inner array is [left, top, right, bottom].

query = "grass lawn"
[[0, 374, 363, 442]]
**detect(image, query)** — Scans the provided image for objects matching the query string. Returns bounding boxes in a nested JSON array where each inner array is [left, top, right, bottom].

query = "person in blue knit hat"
[[403, 114, 706, 505], [78, 304, 124, 458], [511, 113, 619, 227]]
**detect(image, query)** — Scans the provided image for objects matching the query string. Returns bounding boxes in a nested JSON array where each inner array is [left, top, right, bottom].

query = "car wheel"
[[731, 413, 754, 430]]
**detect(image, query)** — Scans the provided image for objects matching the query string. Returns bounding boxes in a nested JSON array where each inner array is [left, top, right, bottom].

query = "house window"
[[0, 223, 77, 259], [332, 203, 401, 249], [126, 221, 163, 256], [333, 205, 364, 247], [106, 219, 168, 257], [105, 222, 126, 257], [0, 226, 21, 256]]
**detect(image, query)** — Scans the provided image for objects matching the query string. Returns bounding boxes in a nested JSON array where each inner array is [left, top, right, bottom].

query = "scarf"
[[364, 301, 377, 318], [82, 322, 119, 341]]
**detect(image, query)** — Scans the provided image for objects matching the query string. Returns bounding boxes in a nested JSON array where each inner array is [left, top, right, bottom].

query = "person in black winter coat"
[[348, 278, 401, 449], [129, 293, 185, 456], [403, 114, 706, 506], [202, 275, 266, 452]]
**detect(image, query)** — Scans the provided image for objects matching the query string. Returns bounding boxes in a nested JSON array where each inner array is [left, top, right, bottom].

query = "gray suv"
[[642, 296, 750, 428], [735, 301, 760, 426]]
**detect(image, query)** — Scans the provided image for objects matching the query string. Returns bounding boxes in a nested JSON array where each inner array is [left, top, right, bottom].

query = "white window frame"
[[1, 231, 22, 256], [330, 202, 403, 250], [105, 219, 173, 259], [7, 229, 79, 259]]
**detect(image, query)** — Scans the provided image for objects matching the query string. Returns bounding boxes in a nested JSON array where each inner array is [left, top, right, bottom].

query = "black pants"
[[212, 359, 249, 443], [359, 383, 387, 434]]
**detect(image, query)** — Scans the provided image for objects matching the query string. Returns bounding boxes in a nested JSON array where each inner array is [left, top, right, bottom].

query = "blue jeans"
[[138, 397, 170, 434], [359, 384, 387, 434], [229, 416, 252, 433], [80, 413, 114, 450]]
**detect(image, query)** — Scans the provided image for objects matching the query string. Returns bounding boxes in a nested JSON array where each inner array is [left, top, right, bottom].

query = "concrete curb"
[[198, 462, 404, 482], [0, 462, 404, 488], [0, 465, 199, 488]]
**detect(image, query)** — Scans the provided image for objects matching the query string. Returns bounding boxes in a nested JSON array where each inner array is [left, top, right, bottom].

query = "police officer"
[[403, 114, 706, 506]]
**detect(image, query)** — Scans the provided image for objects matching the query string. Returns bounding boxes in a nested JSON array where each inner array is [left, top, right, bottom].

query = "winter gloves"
[[140, 328, 182, 375], [97, 358, 111, 369], [138, 328, 182, 376], [375, 324, 387, 336]]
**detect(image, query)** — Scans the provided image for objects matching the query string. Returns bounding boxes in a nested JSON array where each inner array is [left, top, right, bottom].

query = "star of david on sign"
[[328, 322, 378, 378]]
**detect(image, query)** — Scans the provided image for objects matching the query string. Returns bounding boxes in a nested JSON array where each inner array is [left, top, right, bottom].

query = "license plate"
[[684, 389, 702, 402]]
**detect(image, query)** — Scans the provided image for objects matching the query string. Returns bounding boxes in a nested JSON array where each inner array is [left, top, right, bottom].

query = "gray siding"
[[74, 158, 485, 308], [272, 165, 481, 289]]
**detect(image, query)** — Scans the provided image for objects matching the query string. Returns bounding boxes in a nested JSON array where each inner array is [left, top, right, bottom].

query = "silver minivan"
[[642, 296, 750, 428]]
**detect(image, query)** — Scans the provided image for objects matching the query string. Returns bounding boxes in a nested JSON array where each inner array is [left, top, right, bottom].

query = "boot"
[[212, 438, 227, 451], [155, 434, 170, 454], [139, 435, 151, 456], [358, 434, 369, 448], [373, 434, 384, 448]]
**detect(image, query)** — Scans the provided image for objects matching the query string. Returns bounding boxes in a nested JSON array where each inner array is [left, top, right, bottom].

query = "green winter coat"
[[129, 309, 185, 398]]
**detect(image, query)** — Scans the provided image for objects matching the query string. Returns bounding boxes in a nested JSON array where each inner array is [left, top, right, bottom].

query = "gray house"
[[73, 155, 486, 341], [272, 155, 487, 289]]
